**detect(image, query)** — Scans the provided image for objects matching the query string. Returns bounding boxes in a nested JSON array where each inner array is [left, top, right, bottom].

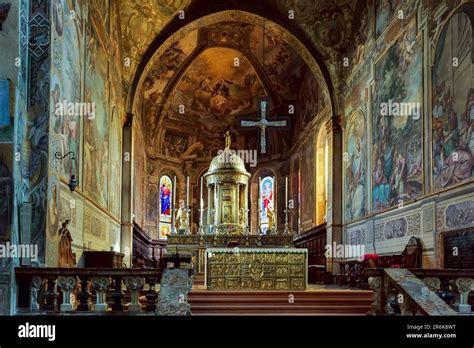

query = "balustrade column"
[[452, 278, 473, 313], [125, 276, 145, 312], [91, 277, 111, 312], [423, 277, 441, 291], [30, 276, 43, 313], [57, 276, 77, 312], [368, 276, 387, 315]]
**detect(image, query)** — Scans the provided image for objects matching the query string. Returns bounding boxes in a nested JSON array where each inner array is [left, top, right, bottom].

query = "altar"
[[205, 248, 307, 291], [166, 132, 307, 291]]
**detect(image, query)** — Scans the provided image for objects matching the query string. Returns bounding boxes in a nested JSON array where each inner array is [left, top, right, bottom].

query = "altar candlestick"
[[283, 176, 290, 236], [172, 176, 177, 234], [173, 176, 177, 209], [186, 176, 190, 207]]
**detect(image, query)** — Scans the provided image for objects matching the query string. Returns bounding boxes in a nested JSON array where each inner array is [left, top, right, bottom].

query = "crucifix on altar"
[[240, 97, 288, 154]]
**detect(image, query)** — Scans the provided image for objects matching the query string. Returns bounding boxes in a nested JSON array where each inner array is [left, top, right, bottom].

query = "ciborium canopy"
[[204, 132, 250, 236]]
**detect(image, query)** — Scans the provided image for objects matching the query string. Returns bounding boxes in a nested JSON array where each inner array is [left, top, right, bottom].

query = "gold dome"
[[208, 147, 247, 173]]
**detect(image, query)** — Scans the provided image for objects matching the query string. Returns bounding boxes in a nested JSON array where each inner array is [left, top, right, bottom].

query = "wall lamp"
[[54, 151, 78, 192]]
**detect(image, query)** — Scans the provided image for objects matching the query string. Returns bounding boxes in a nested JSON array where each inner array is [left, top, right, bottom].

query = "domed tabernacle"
[[204, 131, 250, 235]]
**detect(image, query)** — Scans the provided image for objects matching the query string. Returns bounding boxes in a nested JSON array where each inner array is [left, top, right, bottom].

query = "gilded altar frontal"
[[0, 0, 473, 327], [206, 249, 307, 291]]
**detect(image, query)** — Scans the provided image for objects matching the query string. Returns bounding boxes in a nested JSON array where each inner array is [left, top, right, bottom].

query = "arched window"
[[432, 10, 473, 190], [159, 175, 173, 239], [316, 127, 328, 225], [259, 176, 274, 234]]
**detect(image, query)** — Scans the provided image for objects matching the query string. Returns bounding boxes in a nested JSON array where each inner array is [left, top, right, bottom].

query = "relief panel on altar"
[[207, 250, 307, 291]]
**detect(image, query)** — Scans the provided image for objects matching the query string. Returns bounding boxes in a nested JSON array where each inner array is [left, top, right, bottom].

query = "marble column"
[[245, 184, 249, 226], [325, 116, 343, 274], [214, 184, 220, 227], [236, 184, 240, 224], [120, 113, 134, 267], [207, 185, 212, 228]]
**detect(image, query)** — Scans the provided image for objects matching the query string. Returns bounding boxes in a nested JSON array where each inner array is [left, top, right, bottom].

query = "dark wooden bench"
[[338, 236, 422, 288]]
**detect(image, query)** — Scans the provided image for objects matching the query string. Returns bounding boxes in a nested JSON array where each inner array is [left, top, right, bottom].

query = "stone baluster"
[[384, 281, 399, 315], [399, 295, 418, 315], [43, 276, 58, 311], [125, 276, 144, 312], [91, 277, 111, 312], [111, 276, 124, 311], [30, 276, 43, 313], [451, 278, 473, 313], [76, 275, 90, 311], [368, 276, 386, 315], [145, 276, 158, 312], [57, 276, 77, 312], [423, 277, 441, 291]]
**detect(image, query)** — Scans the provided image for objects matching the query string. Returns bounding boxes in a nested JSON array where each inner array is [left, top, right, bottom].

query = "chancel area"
[[0, 0, 473, 316]]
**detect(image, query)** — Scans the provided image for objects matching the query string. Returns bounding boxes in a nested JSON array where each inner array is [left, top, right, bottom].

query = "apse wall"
[[45, 0, 125, 266], [342, 1, 474, 267]]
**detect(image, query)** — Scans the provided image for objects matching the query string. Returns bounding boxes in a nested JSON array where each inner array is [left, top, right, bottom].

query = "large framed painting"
[[372, 20, 423, 212], [83, 10, 109, 208], [432, 11, 473, 191], [345, 110, 367, 221], [50, 0, 83, 181], [375, 0, 401, 38]]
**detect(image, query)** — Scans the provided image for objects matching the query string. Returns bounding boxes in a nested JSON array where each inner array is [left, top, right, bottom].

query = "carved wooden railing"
[[16, 268, 163, 314], [366, 268, 473, 316]]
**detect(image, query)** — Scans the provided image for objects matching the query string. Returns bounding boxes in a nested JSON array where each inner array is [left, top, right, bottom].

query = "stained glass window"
[[260, 176, 274, 234], [159, 175, 173, 239]]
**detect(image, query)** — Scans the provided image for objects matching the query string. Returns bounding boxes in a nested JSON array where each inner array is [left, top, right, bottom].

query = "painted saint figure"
[[160, 181, 171, 216]]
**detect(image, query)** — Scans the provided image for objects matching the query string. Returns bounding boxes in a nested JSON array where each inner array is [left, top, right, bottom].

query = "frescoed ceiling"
[[118, 0, 192, 81], [169, 47, 266, 133], [137, 16, 329, 155], [117, 0, 359, 98]]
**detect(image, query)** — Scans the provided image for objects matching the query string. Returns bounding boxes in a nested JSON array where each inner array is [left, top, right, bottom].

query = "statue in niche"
[[58, 220, 76, 268]]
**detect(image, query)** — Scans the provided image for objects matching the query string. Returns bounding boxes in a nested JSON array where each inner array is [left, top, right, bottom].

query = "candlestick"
[[186, 176, 189, 207], [283, 176, 290, 236], [172, 176, 177, 234]]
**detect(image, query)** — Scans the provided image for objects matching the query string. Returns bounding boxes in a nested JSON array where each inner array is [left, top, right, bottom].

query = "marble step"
[[188, 289, 373, 315]]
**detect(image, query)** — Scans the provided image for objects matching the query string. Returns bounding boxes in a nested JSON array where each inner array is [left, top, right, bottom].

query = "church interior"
[[0, 0, 473, 317]]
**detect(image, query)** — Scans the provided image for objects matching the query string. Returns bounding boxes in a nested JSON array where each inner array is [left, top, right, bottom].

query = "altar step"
[[193, 273, 205, 286], [188, 289, 373, 315]]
